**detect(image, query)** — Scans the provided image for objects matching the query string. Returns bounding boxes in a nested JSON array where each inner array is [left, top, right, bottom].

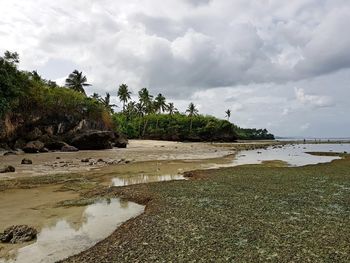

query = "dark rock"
[[81, 158, 90, 162], [71, 130, 114, 150], [23, 141, 45, 153], [26, 127, 42, 141], [97, 158, 104, 162], [21, 158, 32, 165], [39, 147, 49, 153], [0, 225, 37, 243], [0, 165, 16, 173], [44, 140, 68, 151], [61, 145, 79, 152], [14, 139, 26, 149], [4, 151, 17, 156], [113, 133, 128, 148]]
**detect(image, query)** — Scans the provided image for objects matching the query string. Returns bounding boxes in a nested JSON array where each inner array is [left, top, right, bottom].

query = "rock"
[[14, 139, 26, 149], [71, 130, 114, 150], [23, 141, 45, 153], [26, 127, 42, 141], [0, 225, 37, 243], [97, 158, 104, 162], [3, 151, 17, 156], [81, 158, 90, 162], [0, 165, 16, 173], [61, 145, 79, 152], [113, 133, 128, 148], [44, 140, 68, 151], [39, 147, 49, 153], [21, 158, 32, 165]]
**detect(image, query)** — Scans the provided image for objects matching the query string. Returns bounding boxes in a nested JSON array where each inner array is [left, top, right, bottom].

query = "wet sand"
[[0, 140, 278, 262], [0, 140, 240, 179]]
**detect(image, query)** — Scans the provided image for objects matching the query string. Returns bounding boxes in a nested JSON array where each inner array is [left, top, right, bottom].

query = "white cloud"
[[1, 0, 349, 137], [294, 87, 334, 108]]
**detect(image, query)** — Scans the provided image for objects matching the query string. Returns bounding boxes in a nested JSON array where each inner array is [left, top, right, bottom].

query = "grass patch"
[[63, 155, 350, 262]]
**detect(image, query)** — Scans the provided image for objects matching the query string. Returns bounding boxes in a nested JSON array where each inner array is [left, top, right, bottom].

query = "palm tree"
[[117, 84, 131, 112], [99, 92, 117, 113], [65, 70, 91, 95], [167, 102, 178, 115], [91, 93, 100, 100], [138, 88, 154, 115], [154, 93, 167, 114], [138, 88, 154, 136], [225, 109, 231, 121], [186, 102, 199, 132]]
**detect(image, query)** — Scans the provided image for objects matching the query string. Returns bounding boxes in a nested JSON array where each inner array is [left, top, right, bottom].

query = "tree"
[[138, 88, 154, 115], [65, 70, 91, 95], [154, 93, 167, 114], [4, 51, 19, 64], [225, 109, 231, 121], [117, 84, 131, 112], [186, 102, 199, 132], [167, 102, 178, 115], [99, 92, 117, 113]]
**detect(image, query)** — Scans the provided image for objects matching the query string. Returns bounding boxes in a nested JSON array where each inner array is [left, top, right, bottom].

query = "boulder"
[[61, 145, 79, 152], [21, 158, 32, 165], [43, 138, 68, 151], [39, 147, 49, 153], [0, 225, 37, 243], [71, 130, 114, 150], [26, 127, 42, 141], [114, 133, 128, 148], [0, 165, 15, 173], [23, 141, 45, 153]]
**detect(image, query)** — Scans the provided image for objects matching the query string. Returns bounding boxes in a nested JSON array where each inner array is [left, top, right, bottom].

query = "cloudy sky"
[[1, 0, 349, 137]]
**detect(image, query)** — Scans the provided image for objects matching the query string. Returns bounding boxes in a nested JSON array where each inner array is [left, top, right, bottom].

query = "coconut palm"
[[91, 93, 100, 100], [138, 88, 154, 114], [117, 84, 131, 112], [225, 109, 231, 121], [65, 70, 91, 95], [186, 102, 199, 132], [167, 102, 178, 115], [99, 92, 117, 113], [154, 93, 167, 114]]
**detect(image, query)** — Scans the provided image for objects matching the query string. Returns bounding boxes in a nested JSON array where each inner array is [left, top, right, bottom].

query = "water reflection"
[[112, 174, 185, 186], [232, 143, 350, 167], [1, 198, 144, 263]]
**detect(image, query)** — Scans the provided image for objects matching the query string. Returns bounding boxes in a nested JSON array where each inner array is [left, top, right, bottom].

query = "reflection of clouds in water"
[[112, 174, 185, 186], [232, 144, 350, 167], [2, 199, 143, 263]]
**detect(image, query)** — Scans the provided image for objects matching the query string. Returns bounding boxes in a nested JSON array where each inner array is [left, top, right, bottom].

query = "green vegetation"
[[112, 86, 274, 141], [0, 51, 112, 128], [64, 154, 350, 262], [0, 50, 273, 141]]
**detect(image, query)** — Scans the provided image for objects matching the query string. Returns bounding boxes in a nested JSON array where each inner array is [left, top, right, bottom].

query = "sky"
[[0, 0, 349, 137]]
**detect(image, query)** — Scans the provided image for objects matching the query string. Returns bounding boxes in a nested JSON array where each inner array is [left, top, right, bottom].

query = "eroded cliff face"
[[0, 113, 127, 151]]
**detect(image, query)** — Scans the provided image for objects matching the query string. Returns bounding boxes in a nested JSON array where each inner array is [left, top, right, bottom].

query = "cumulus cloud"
[[294, 88, 334, 108], [0, 0, 349, 137]]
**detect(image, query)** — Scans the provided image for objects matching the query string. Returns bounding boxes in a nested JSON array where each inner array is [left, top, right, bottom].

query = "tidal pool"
[[231, 143, 350, 167], [1, 198, 144, 263]]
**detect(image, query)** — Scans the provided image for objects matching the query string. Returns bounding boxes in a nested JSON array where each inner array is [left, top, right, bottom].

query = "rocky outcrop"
[[70, 130, 114, 150], [22, 140, 45, 153], [113, 133, 128, 148], [0, 165, 15, 173], [0, 225, 37, 243], [0, 116, 128, 152]]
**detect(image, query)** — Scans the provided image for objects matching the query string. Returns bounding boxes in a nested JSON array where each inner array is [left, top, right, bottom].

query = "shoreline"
[[61, 152, 350, 262]]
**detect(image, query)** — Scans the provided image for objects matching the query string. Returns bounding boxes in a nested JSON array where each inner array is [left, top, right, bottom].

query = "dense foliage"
[[0, 51, 112, 128], [0, 50, 274, 141], [113, 113, 239, 141]]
